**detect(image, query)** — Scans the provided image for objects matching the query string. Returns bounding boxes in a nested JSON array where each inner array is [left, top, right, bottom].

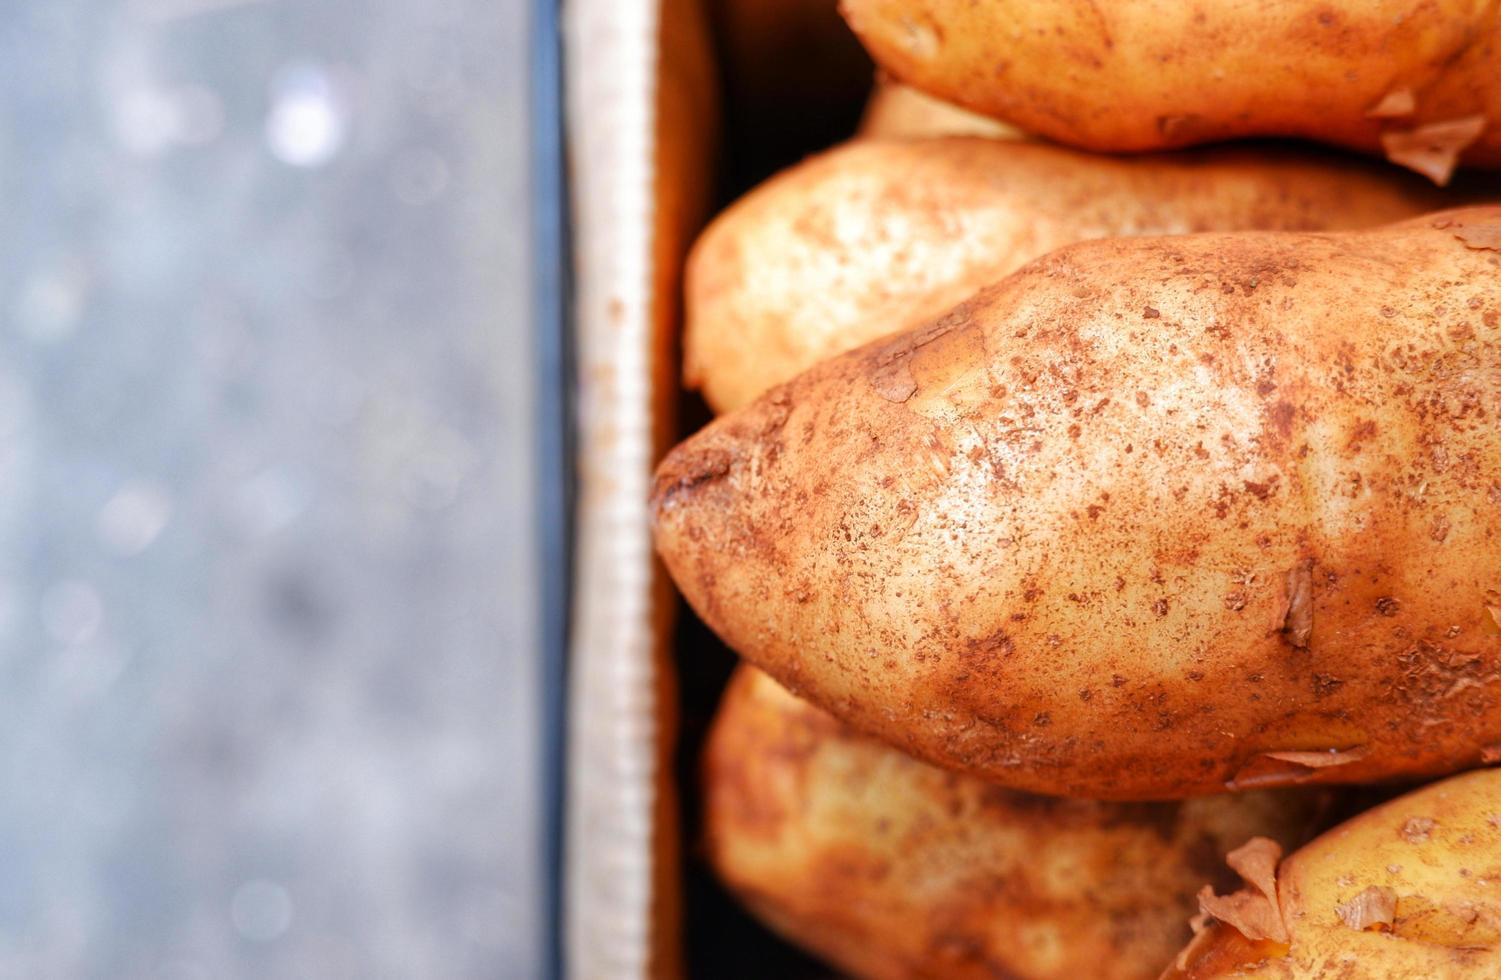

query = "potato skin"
[[840, 0, 1501, 177], [684, 138, 1448, 413], [858, 80, 1022, 139], [1168, 769, 1501, 978], [706, 666, 1327, 980], [655, 207, 1501, 799]]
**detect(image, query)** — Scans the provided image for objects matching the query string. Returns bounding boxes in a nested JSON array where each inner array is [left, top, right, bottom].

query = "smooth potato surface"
[[685, 138, 1448, 413], [1168, 769, 1501, 978], [655, 207, 1501, 799], [840, 0, 1501, 183], [706, 666, 1326, 980], [858, 79, 1021, 139]]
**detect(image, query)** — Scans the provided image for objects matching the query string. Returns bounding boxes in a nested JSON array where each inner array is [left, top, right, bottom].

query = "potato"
[[706, 665, 1330, 980], [840, 0, 1501, 184], [1166, 769, 1501, 978], [858, 79, 1022, 139], [684, 138, 1448, 413], [654, 207, 1501, 799]]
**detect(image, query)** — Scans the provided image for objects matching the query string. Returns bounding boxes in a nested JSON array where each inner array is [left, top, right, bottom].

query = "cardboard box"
[[561, 1, 869, 975]]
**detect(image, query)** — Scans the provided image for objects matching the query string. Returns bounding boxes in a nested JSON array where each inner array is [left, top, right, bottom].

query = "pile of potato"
[[653, 3, 1501, 977]]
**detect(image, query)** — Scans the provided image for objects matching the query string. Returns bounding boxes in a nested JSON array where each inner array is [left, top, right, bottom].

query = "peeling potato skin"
[[839, 0, 1501, 171], [1169, 769, 1501, 978], [705, 666, 1328, 980], [654, 207, 1501, 799], [685, 137, 1451, 414]]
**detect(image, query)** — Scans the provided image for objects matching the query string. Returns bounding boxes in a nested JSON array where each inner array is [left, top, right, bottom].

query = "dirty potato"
[[858, 79, 1021, 139], [840, 0, 1501, 184], [1167, 769, 1501, 978], [655, 207, 1501, 799], [706, 666, 1328, 980], [684, 138, 1447, 413]]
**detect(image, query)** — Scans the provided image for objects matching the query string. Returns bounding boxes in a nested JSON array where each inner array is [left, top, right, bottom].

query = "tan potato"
[[1166, 769, 1501, 979], [684, 138, 1449, 413], [654, 207, 1501, 799], [706, 665, 1330, 980], [840, 0, 1501, 184], [858, 79, 1022, 139]]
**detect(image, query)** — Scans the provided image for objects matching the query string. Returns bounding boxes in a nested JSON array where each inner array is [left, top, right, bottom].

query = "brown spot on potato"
[[961, 629, 1015, 671], [1346, 419, 1377, 451], [1267, 401, 1296, 441], [1243, 478, 1276, 500]]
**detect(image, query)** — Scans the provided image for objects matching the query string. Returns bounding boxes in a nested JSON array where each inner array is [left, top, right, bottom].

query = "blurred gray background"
[[0, 0, 545, 976]]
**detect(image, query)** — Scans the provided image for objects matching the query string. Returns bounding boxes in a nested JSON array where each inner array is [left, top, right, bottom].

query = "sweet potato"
[[655, 206, 1501, 799]]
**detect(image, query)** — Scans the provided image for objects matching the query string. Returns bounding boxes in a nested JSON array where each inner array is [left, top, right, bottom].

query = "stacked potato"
[[655, 4, 1501, 977]]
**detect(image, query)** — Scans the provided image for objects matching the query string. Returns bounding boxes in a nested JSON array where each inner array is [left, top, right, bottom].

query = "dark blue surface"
[[528, 0, 569, 975], [0, 1, 545, 976]]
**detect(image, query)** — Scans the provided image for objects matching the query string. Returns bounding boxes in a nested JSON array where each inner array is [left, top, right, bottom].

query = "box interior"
[[671, 5, 873, 975]]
